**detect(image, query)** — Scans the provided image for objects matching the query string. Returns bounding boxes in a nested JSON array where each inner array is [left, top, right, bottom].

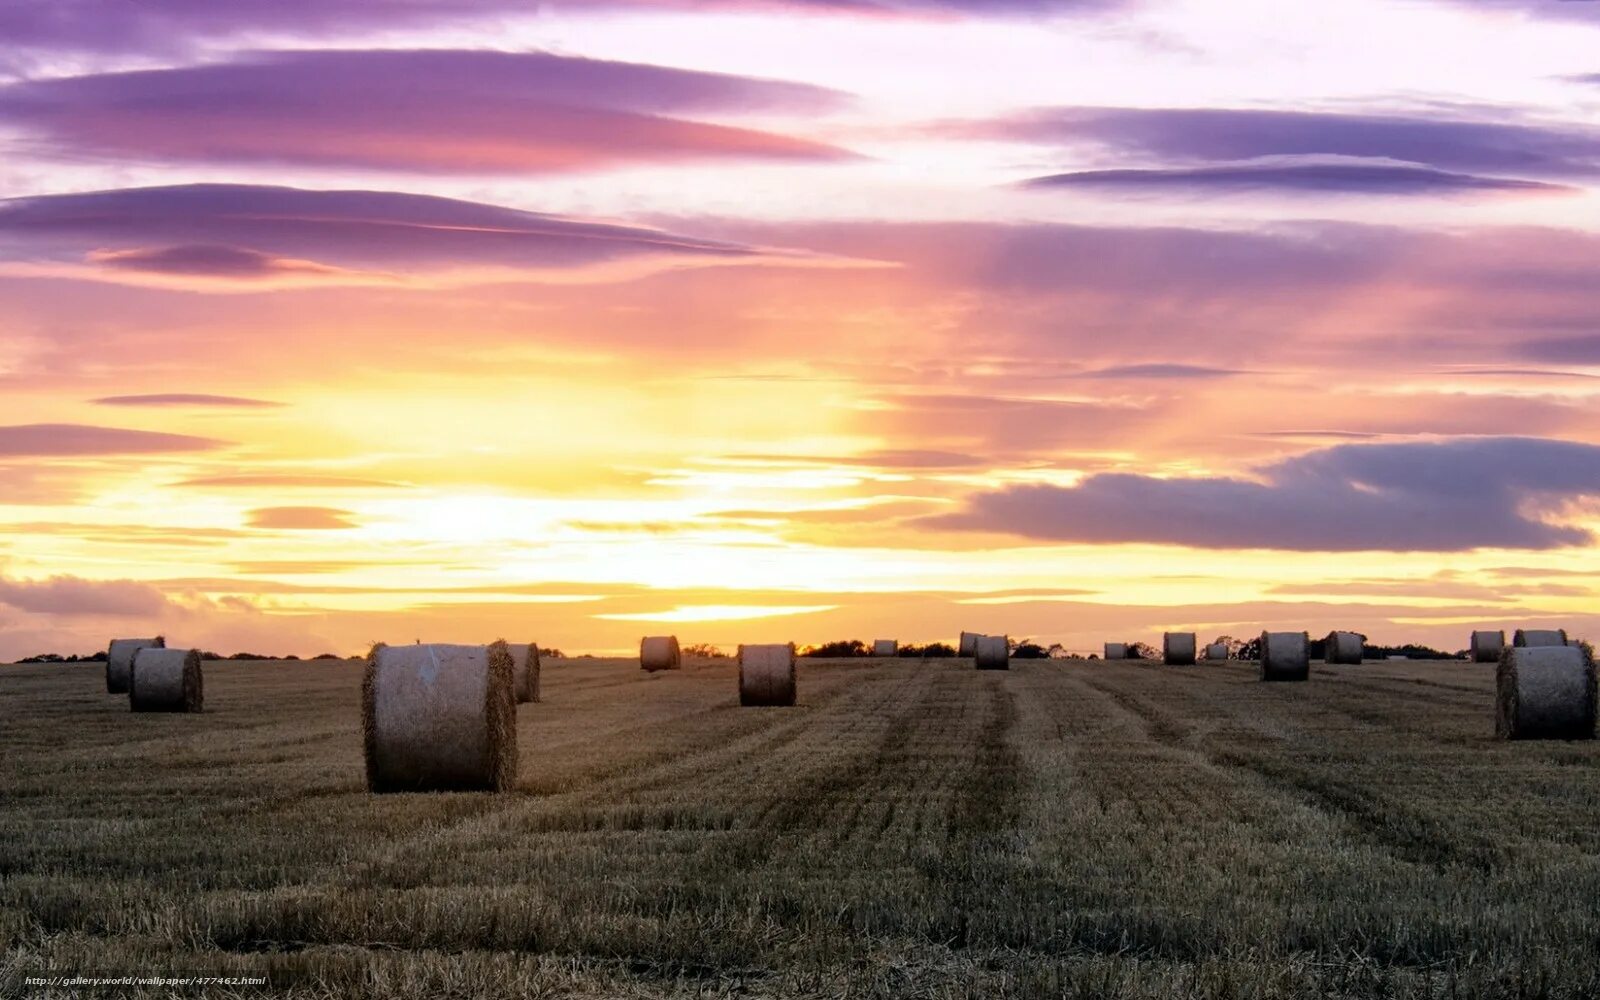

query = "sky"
[[3, 0, 1600, 658]]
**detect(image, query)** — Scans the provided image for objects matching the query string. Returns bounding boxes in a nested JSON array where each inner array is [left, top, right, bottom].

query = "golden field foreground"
[[3, 656, 1599, 999]]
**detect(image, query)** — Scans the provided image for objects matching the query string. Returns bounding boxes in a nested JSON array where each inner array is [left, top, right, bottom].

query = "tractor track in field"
[[336, 665, 928, 889], [1208, 747, 1500, 873], [1067, 667, 1502, 874]]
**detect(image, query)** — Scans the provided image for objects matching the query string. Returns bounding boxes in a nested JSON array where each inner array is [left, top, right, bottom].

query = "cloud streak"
[[0, 50, 854, 175], [0, 424, 225, 456], [0, 183, 823, 290], [0, 574, 170, 616], [951, 106, 1600, 196], [1022, 161, 1572, 196], [932, 437, 1600, 551], [246, 507, 361, 530], [0, 0, 1126, 57], [93, 394, 284, 408]]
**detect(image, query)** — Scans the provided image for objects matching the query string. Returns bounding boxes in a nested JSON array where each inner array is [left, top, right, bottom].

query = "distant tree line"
[[17, 651, 353, 664], [799, 640, 958, 658], [16, 647, 583, 664], [682, 643, 729, 659]]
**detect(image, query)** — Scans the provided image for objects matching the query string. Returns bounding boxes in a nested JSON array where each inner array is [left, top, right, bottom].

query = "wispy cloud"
[[93, 393, 284, 408], [1076, 363, 1247, 379], [0, 0, 1130, 58], [0, 50, 854, 175], [0, 184, 826, 290], [0, 574, 171, 616], [946, 105, 1600, 196], [178, 475, 407, 489], [0, 424, 226, 456], [246, 506, 361, 530], [1022, 161, 1573, 196]]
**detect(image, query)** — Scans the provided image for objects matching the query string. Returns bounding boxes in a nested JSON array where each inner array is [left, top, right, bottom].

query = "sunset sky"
[[3, 0, 1600, 658]]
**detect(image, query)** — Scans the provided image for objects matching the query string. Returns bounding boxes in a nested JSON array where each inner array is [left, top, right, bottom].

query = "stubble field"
[[3, 655, 1599, 999]]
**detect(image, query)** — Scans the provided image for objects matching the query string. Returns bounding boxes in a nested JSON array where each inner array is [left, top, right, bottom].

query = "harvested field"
[[4, 656, 1600, 999]]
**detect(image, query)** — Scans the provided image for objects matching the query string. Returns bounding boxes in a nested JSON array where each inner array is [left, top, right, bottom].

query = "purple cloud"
[[0, 0, 1124, 57], [94, 393, 284, 408], [0, 424, 225, 456], [980, 107, 1600, 176], [1518, 334, 1600, 364], [932, 437, 1600, 551], [0, 574, 169, 616], [87, 245, 345, 279], [0, 50, 853, 175], [0, 184, 796, 288], [1443, 0, 1600, 22], [956, 106, 1600, 196], [0, 2, 532, 56], [1022, 162, 1572, 195]]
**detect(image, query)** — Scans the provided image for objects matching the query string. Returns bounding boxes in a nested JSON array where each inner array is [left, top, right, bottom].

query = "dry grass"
[[4, 656, 1600, 998]]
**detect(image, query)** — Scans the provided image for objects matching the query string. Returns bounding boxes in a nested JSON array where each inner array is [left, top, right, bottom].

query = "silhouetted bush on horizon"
[[801, 640, 870, 658], [898, 642, 957, 658], [802, 640, 963, 659], [682, 643, 729, 659], [14, 650, 358, 664]]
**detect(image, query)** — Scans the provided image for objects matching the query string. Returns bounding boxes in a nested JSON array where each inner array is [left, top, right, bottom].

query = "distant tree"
[[543, 648, 566, 659], [1364, 643, 1455, 661], [1128, 642, 1158, 660], [284, 654, 300, 661], [1047, 643, 1067, 659], [1012, 643, 1049, 659], [1237, 637, 1262, 660], [312, 653, 343, 660], [919, 642, 957, 658], [682, 643, 728, 659], [801, 640, 870, 658]]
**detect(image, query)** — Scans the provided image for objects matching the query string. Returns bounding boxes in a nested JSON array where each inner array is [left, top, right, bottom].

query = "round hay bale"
[[1205, 642, 1229, 661], [507, 642, 541, 703], [128, 647, 202, 713], [363, 642, 517, 793], [739, 644, 796, 706], [958, 631, 980, 657], [974, 635, 1009, 671], [1104, 642, 1127, 660], [1514, 628, 1569, 648], [106, 636, 164, 694], [873, 639, 898, 657], [1470, 630, 1505, 663], [1259, 631, 1310, 682], [1496, 644, 1596, 740], [641, 635, 681, 672], [1163, 632, 1197, 666], [1325, 631, 1363, 665]]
